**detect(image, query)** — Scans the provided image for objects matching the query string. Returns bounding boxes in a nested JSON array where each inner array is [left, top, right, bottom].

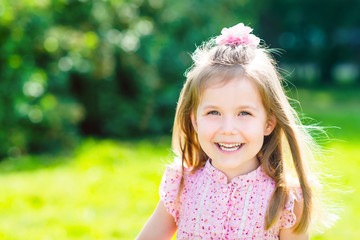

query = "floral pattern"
[[159, 160, 302, 239]]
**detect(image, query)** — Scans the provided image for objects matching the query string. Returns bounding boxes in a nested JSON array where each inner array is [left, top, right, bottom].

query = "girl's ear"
[[190, 110, 198, 133], [264, 114, 276, 136]]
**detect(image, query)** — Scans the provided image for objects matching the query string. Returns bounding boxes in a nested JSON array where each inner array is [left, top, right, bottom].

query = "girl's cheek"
[[238, 120, 261, 134], [198, 119, 219, 130]]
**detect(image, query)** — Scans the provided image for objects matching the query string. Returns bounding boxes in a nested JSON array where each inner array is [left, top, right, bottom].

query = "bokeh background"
[[0, 0, 359, 239]]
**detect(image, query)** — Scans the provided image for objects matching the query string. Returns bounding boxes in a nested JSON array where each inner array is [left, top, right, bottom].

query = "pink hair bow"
[[216, 23, 260, 47]]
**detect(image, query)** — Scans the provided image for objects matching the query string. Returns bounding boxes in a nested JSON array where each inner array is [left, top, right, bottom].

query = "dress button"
[[222, 187, 228, 193], [227, 211, 232, 217]]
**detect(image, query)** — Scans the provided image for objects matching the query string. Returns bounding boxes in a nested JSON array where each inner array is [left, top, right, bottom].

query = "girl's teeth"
[[218, 143, 242, 151]]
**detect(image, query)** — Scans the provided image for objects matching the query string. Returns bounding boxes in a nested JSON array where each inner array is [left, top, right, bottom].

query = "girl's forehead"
[[196, 77, 266, 115], [196, 75, 268, 110], [199, 74, 254, 98]]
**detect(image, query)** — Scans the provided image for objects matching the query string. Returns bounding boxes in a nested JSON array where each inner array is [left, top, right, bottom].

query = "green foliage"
[[0, 0, 259, 158], [0, 0, 87, 157], [0, 0, 359, 159]]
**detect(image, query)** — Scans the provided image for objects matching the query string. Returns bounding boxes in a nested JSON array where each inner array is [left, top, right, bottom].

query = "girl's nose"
[[219, 117, 239, 135]]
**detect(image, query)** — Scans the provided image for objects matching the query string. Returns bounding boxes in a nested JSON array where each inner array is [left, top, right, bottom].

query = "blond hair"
[[171, 38, 325, 233]]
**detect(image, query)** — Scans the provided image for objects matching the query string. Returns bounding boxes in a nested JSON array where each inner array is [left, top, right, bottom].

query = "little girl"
[[137, 23, 324, 239]]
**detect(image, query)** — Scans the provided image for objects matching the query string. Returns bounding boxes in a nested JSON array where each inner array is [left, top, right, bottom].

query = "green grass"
[[288, 86, 360, 141], [0, 138, 172, 239], [311, 142, 360, 240], [0, 87, 359, 239]]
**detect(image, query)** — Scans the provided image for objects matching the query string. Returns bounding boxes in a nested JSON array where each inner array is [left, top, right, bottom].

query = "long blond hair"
[[171, 38, 325, 233]]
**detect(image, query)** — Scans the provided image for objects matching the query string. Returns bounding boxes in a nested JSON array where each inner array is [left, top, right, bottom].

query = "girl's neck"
[[210, 158, 260, 183]]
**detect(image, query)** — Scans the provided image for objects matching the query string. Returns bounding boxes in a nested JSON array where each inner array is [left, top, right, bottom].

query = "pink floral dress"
[[159, 159, 302, 239]]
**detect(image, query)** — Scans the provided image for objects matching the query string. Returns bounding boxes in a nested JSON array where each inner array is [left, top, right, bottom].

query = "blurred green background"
[[0, 0, 359, 239]]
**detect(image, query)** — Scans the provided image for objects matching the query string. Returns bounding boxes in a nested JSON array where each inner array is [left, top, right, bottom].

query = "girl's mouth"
[[216, 143, 243, 152]]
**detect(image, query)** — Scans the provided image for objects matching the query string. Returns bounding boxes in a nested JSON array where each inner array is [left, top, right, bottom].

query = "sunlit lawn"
[[0, 87, 359, 239], [0, 138, 171, 240]]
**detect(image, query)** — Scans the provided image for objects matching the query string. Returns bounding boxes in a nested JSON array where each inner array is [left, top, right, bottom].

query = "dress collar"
[[204, 159, 264, 187]]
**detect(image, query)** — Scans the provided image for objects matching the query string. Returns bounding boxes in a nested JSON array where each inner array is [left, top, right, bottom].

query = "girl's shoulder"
[[279, 185, 303, 229], [159, 157, 204, 223], [159, 157, 204, 192], [163, 157, 203, 179]]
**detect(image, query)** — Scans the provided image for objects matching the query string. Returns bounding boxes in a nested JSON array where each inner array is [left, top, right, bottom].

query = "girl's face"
[[191, 77, 276, 181]]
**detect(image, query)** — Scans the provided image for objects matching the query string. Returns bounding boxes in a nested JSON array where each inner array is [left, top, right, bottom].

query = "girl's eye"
[[239, 111, 251, 116], [208, 111, 220, 115]]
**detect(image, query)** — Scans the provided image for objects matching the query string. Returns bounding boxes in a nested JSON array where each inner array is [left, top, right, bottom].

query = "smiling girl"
[[136, 23, 334, 240]]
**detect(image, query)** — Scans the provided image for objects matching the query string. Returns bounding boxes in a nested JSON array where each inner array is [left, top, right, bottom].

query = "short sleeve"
[[280, 187, 303, 229], [159, 164, 182, 222]]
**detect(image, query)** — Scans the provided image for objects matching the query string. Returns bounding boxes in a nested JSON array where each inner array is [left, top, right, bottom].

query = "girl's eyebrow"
[[237, 105, 258, 111], [201, 104, 258, 111], [201, 105, 219, 110]]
